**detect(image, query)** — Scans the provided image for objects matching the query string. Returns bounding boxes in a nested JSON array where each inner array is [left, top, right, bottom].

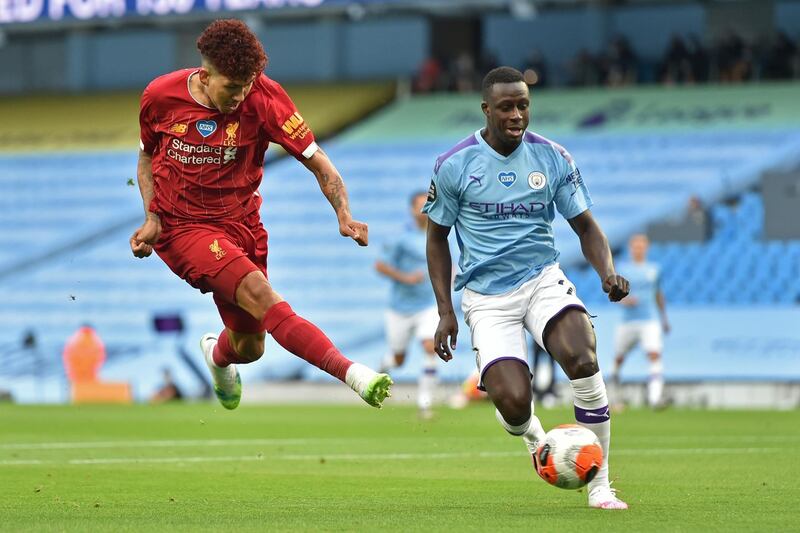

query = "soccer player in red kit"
[[129, 19, 393, 409]]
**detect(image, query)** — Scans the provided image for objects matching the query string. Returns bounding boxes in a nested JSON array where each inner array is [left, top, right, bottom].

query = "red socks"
[[212, 302, 353, 382], [262, 301, 353, 382], [212, 329, 243, 367]]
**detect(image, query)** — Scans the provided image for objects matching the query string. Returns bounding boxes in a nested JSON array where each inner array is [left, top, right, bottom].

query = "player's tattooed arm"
[[136, 150, 158, 221], [427, 221, 458, 361], [130, 150, 162, 258], [303, 148, 368, 246], [568, 210, 629, 302], [317, 171, 347, 214]]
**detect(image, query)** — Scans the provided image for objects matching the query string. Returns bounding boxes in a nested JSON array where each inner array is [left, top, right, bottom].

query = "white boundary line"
[[69, 455, 267, 465], [1, 434, 797, 451], [0, 438, 312, 450], [0, 446, 786, 467], [278, 447, 786, 461]]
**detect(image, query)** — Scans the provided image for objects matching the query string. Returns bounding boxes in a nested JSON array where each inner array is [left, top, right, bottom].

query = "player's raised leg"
[[544, 308, 627, 510], [236, 270, 392, 408]]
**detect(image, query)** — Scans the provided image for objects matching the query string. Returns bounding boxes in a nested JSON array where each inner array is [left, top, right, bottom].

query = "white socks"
[[571, 371, 611, 491], [648, 359, 664, 407], [418, 353, 437, 410], [345, 362, 376, 396], [495, 408, 531, 436], [495, 404, 546, 456]]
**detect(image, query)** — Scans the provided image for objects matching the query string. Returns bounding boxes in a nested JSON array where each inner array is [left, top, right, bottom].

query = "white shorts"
[[384, 306, 438, 354], [461, 263, 587, 388], [614, 320, 663, 355]]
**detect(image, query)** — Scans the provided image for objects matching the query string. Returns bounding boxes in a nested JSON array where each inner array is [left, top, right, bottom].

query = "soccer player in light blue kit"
[[611, 234, 670, 409], [424, 67, 630, 510], [375, 191, 439, 419]]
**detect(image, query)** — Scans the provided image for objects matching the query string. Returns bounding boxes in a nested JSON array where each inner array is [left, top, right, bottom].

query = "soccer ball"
[[534, 424, 603, 490]]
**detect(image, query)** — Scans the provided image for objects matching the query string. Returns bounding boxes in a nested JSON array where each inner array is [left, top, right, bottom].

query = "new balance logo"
[[567, 287, 574, 295], [223, 147, 237, 164]]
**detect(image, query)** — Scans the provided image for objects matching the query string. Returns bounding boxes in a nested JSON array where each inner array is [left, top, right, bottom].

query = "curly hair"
[[197, 19, 268, 81]]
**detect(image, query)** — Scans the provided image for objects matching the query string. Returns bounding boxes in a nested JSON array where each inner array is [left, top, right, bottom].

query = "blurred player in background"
[[375, 191, 439, 419], [448, 369, 488, 409], [130, 19, 392, 411], [424, 67, 629, 509], [611, 233, 670, 409], [150, 368, 184, 404]]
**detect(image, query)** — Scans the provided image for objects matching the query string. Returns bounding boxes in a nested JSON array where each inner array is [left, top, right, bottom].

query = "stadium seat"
[[2, 113, 800, 400]]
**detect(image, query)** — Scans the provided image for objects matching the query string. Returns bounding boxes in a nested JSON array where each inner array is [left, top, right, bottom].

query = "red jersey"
[[139, 69, 317, 223]]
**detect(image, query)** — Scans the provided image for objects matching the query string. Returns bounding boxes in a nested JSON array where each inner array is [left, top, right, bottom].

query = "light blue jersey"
[[379, 225, 435, 313], [617, 261, 661, 322], [422, 129, 592, 295]]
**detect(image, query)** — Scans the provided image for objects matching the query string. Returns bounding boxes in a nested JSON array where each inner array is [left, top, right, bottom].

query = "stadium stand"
[[571, 192, 800, 307], [1, 85, 800, 401], [0, 83, 395, 152]]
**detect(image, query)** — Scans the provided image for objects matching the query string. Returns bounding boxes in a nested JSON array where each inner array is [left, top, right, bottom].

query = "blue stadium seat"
[[1, 125, 799, 400]]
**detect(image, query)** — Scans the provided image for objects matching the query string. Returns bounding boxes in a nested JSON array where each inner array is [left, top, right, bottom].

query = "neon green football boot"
[[346, 362, 393, 408], [200, 333, 242, 410]]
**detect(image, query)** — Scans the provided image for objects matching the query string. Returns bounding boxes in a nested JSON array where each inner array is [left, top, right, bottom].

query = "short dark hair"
[[481, 66, 525, 99], [197, 19, 268, 81]]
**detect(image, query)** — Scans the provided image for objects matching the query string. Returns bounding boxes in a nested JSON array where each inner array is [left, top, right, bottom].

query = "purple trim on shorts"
[[434, 134, 479, 173], [574, 404, 610, 424], [477, 357, 530, 392], [542, 304, 589, 348], [423, 368, 437, 375]]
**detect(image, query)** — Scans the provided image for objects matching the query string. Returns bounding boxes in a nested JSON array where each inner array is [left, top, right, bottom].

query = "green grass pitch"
[[1, 402, 798, 532]]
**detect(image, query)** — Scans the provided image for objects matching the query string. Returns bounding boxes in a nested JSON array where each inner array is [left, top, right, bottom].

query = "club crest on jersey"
[[196, 120, 217, 138], [497, 171, 517, 188], [209, 239, 226, 260], [528, 171, 547, 190], [223, 122, 239, 147]]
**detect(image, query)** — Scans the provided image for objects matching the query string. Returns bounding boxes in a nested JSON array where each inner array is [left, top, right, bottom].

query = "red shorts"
[[155, 218, 268, 334]]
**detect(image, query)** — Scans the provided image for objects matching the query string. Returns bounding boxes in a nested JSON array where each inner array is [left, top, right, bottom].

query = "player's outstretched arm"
[[303, 147, 368, 246], [426, 221, 457, 361], [130, 150, 161, 258], [568, 210, 629, 302], [375, 261, 425, 285]]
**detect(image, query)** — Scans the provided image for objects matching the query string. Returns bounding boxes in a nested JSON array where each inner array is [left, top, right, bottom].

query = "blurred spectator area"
[[0, 82, 395, 152], [2, 1, 800, 95], [2, 86, 799, 397], [416, 1, 800, 91]]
